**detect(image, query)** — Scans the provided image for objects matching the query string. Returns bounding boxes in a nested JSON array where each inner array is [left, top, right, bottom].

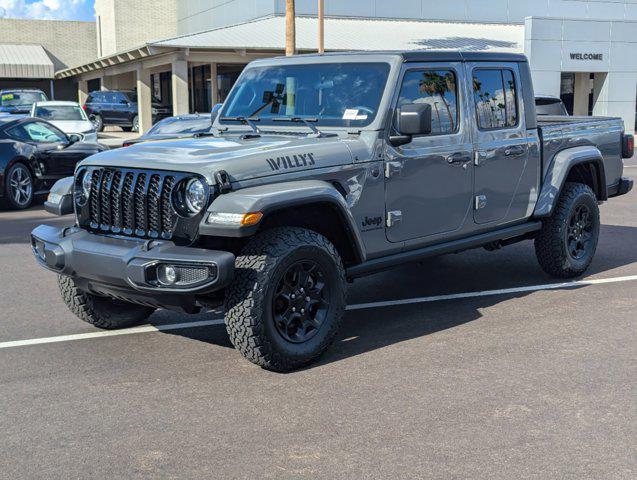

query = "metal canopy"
[[0, 44, 55, 79]]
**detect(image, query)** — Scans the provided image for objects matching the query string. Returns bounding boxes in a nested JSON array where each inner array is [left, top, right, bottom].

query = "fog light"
[[157, 264, 178, 285]]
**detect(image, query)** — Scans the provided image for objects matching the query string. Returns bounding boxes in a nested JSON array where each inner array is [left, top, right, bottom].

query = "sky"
[[0, 0, 95, 21]]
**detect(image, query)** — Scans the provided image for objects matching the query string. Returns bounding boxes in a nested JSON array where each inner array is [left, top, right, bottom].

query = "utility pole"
[[285, 0, 296, 56], [318, 0, 324, 54]]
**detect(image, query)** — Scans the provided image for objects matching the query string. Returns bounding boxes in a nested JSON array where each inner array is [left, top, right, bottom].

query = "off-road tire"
[[58, 275, 154, 329], [534, 182, 600, 278], [224, 227, 347, 372]]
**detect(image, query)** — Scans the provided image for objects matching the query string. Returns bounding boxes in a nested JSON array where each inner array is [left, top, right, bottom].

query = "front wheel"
[[4, 163, 33, 209], [58, 275, 155, 329], [534, 182, 600, 278], [224, 227, 347, 372]]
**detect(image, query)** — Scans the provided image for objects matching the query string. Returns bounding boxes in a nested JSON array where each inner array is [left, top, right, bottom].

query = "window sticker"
[[342, 109, 359, 120], [355, 114, 368, 120], [1, 93, 14, 101]]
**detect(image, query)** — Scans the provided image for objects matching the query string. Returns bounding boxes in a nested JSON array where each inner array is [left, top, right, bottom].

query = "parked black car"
[[0, 117, 106, 209], [83, 90, 171, 133], [122, 113, 215, 147], [1, 89, 48, 115]]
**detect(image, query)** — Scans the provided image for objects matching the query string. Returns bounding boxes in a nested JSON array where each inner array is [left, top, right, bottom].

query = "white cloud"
[[0, 0, 91, 21]]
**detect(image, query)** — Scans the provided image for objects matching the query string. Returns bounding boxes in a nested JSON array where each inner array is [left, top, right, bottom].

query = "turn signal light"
[[241, 212, 264, 226]]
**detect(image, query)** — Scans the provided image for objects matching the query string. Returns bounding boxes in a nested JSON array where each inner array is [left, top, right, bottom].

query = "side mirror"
[[390, 103, 432, 147], [67, 133, 82, 144]]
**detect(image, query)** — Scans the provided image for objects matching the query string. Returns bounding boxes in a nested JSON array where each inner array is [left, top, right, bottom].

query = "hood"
[[49, 120, 94, 134], [80, 134, 354, 184]]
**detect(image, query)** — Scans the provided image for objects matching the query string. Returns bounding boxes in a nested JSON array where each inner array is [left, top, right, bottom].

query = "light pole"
[[318, 0, 324, 54], [285, 0, 296, 56]]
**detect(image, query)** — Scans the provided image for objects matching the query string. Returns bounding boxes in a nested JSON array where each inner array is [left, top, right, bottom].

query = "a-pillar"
[[78, 79, 89, 105], [136, 65, 153, 134], [171, 59, 189, 115]]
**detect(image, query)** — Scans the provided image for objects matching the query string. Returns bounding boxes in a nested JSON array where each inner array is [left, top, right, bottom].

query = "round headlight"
[[81, 170, 92, 197], [185, 178, 206, 213]]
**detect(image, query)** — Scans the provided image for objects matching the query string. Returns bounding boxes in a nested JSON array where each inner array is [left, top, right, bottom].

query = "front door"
[[384, 64, 474, 243], [468, 63, 529, 224]]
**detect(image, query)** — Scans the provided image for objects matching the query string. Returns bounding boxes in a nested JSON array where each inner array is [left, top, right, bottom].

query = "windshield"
[[34, 105, 86, 121], [1, 91, 47, 107], [219, 62, 390, 128], [147, 116, 211, 135]]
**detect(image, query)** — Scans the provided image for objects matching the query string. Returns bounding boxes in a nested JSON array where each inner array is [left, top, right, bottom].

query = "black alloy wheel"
[[272, 260, 330, 344], [566, 204, 594, 260]]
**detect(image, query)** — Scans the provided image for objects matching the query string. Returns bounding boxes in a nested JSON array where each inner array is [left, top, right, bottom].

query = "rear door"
[[384, 63, 474, 242], [467, 63, 529, 224]]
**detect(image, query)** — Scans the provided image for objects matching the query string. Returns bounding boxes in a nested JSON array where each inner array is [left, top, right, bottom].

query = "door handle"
[[504, 145, 526, 157], [445, 153, 470, 165]]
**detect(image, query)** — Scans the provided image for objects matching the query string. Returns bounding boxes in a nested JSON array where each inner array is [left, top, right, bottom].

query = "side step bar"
[[347, 221, 542, 279]]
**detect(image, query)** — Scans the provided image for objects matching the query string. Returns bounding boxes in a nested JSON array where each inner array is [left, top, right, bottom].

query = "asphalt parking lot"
[[1, 163, 635, 479]]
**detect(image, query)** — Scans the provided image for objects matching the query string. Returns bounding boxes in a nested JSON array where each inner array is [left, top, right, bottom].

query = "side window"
[[396, 69, 458, 135], [85, 94, 94, 104], [16, 122, 66, 143], [472, 69, 519, 130]]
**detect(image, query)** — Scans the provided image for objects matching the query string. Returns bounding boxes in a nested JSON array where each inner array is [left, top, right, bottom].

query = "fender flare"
[[533, 146, 607, 218], [199, 179, 366, 263]]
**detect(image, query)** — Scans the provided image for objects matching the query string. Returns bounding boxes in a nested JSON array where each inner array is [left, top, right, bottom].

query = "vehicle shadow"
[[157, 223, 637, 370]]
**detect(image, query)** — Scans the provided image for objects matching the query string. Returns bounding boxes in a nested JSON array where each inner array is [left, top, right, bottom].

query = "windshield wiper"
[[272, 117, 335, 138], [219, 116, 261, 135]]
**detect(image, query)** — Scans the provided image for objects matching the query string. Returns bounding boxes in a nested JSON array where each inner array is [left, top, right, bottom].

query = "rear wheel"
[[90, 114, 104, 132], [3, 163, 33, 209], [224, 227, 346, 372], [58, 275, 155, 329], [534, 182, 600, 278], [123, 115, 139, 133]]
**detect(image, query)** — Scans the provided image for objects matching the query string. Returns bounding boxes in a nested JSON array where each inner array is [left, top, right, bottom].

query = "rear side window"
[[396, 69, 459, 135], [472, 69, 518, 130]]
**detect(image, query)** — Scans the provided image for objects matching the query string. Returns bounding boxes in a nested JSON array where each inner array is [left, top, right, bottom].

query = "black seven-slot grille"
[[77, 167, 208, 245]]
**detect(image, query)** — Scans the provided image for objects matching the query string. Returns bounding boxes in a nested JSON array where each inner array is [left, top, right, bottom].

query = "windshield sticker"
[[355, 114, 368, 120], [1, 93, 14, 101], [342, 109, 359, 120], [266, 153, 316, 171]]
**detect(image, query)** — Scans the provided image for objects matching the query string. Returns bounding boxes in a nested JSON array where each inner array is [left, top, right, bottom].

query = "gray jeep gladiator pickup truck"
[[32, 51, 634, 371]]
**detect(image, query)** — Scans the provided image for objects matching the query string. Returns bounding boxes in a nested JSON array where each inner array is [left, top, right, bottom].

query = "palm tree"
[[419, 71, 456, 131]]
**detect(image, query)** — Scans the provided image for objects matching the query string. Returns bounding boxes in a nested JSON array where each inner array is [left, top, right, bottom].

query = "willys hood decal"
[[79, 135, 354, 184]]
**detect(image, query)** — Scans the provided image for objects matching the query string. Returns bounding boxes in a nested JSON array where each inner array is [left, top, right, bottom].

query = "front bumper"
[[31, 225, 235, 308]]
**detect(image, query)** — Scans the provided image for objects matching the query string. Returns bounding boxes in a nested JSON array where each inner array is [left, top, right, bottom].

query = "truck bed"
[[537, 115, 625, 189]]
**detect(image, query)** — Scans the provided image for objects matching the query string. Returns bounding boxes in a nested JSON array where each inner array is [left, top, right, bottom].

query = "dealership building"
[[1, 0, 636, 133]]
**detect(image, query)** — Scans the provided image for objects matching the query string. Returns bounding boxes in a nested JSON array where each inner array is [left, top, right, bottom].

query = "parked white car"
[[30, 101, 98, 143]]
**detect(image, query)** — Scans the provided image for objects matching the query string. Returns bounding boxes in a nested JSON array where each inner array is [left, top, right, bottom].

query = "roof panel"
[[152, 16, 524, 53], [0, 44, 54, 79]]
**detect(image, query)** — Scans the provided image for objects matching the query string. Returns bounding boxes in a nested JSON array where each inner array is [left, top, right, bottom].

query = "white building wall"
[[177, 1, 637, 34], [525, 16, 637, 132]]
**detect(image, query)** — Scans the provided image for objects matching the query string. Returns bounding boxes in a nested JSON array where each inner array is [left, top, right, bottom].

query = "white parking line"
[[1, 274, 636, 350]]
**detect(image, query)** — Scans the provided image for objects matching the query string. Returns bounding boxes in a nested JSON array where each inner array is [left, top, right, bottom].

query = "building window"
[[396, 69, 459, 135], [472, 69, 518, 130]]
